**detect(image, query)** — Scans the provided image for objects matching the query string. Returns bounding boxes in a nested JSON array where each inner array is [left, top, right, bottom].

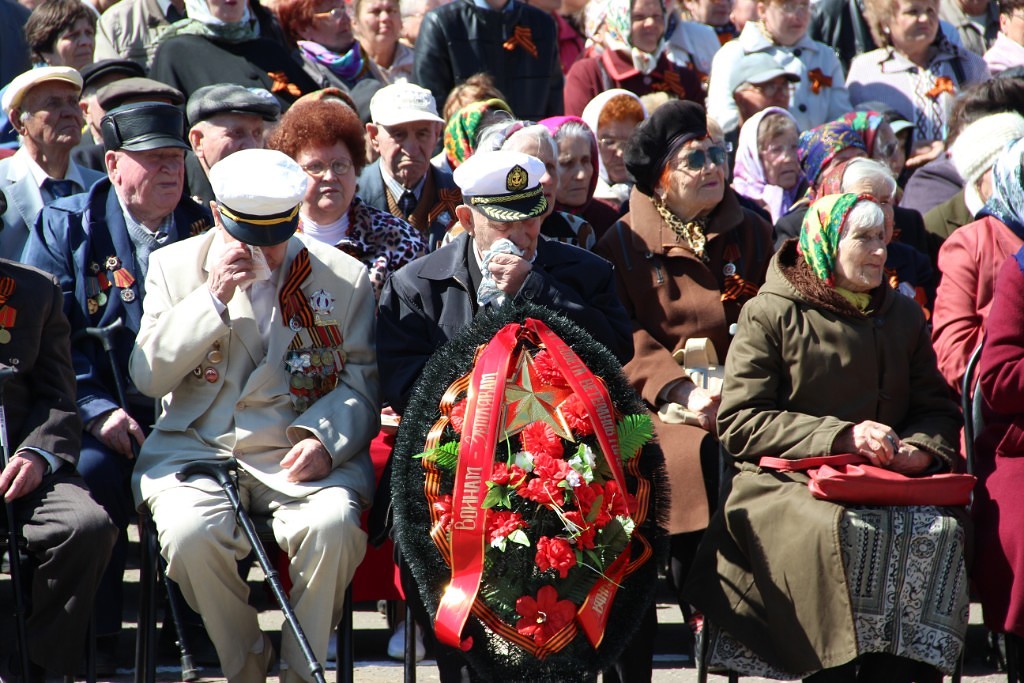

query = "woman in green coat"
[[686, 193, 968, 682]]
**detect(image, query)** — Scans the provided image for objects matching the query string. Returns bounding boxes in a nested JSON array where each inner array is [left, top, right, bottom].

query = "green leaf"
[[482, 486, 506, 509], [507, 528, 531, 547], [616, 414, 654, 461], [412, 441, 460, 471]]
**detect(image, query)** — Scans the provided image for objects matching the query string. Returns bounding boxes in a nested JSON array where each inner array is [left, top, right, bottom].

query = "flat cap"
[[2, 66, 82, 117], [97, 77, 185, 111], [454, 150, 547, 222], [624, 100, 708, 197], [79, 59, 145, 92], [187, 84, 280, 127], [210, 149, 307, 246], [728, 52, 799, 94], [101, 101, 190, 153]]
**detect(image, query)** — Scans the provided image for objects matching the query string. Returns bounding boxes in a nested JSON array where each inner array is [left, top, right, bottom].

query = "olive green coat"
[[685, 240, 961, 674]]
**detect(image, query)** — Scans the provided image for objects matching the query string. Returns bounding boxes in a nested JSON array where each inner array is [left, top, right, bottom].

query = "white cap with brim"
[[2, 66, 83, 119], [210, 149, 309, 246], [369, 82, 444, 127], [728, 52, 800, 94], [454, 150, 548, 223]]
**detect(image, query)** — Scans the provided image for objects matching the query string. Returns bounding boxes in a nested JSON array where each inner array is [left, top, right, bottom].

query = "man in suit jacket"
[[24, 100, 210, 656], [0, 259, 116, 681], [359, 83, 460, 251], [0, 67, 105, 261], [130, 149, 377, 683]]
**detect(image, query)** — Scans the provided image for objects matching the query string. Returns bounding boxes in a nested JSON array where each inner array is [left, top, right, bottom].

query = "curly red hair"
[[267, 100, 368, 174]]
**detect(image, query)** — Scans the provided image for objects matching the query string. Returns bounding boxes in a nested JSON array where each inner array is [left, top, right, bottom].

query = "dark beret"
[[79, 59, 145, 92], [186, 84, 281, 127], [624, 100, 708, 197], [101, 102, 190, 153], [97, 77, 185, 111]]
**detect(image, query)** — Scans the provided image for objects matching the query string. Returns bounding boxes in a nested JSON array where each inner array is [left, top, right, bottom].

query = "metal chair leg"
[[338, 585, 354, 683], [1008, 633, 1021, 683], [404, 601, 416, 683]]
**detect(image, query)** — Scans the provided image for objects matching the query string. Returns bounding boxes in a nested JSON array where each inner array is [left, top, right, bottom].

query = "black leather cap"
[[186, 84, 280, 127], [80, 59, 145, 92], [101, 102, 190, 153], [624, 100, 708, 197]]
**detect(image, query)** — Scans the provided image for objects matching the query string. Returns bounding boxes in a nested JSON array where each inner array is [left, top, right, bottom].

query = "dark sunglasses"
[[678, 145, 727, 171]]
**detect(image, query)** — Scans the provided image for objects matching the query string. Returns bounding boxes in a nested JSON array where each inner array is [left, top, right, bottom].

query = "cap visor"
[[219, 212, 299, 246], [120, 134, 191, 152], [373, 111, 445, 126], [472, 194, 547, 222]]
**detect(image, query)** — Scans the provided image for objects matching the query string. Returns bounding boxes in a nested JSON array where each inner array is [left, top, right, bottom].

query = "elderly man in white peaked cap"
[[130, 148, 378, 683]]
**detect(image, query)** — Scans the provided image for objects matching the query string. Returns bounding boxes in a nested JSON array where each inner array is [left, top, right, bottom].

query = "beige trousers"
[[147, 469, 367, 681]]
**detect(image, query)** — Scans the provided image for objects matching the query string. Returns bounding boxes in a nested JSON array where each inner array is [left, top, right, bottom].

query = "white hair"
[[843, 199, 886, 237], [840, 157, 897, 201], [477, 121, 557, 158]]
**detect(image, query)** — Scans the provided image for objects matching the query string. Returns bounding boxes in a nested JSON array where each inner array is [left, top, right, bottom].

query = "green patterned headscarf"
[[444, 98, 513, 170], [799, 193, 867, 286]]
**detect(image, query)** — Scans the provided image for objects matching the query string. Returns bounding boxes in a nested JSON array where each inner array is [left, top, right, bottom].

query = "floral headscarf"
[[977, 138, 1024, 241], [838, 110, 884, 158], [444, 98, 513, 170], [799, 193, 871, 286], [733, 107, 804, 224], [604, 0, 668, 74], [798, 122, 867, 197], [157, 0, 259, 45], [540, 116, 600, 212]]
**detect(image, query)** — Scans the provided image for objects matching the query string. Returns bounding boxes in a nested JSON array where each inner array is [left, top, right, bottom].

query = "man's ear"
[[104, 150, 118, 179], [455, 205, 475, 235], [188, 126, 204, 157], [366, 122, 381, 152], [10, 108, 26, 136]]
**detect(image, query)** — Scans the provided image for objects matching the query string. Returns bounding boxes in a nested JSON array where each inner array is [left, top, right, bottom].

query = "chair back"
[[962, 342, 985, 480]]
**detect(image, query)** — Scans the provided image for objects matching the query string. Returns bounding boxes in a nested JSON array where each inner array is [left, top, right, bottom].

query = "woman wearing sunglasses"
[[594, 100, 773, 673]]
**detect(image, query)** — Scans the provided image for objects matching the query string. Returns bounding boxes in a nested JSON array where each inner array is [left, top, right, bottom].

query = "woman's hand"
[[905, 141, 945, 169], [667, 381, 721, 434], [833, 420, 901, 466], [887, 445, 934, 475]]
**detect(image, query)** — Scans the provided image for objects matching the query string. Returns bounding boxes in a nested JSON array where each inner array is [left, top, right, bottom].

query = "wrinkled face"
[[597, 119, 634, 184], [734, 75, 792, 123], [844, 175, 895, 241], [369, 120, 441, 187], [888, 0, 939, 57], [301, 0, 355, 52], [759, 128, 800, 189], [207, 0, 248, 23], [659, 137, 727, 220], [684, 0, 733, 25], [14, 81, 84, 150], [191, 112, 267, 172], [296, 141, 357, 224], [834, 213, 887, 292], [1001, 8, 1024, 46], [556, 134, 594, 208], [631, 0, 666, 53], [42, 17, 95, 70], [107, 147, 185, 224], [356, 0, 401, 46], [757, 0, 810, 46], [458, 205, 542, 260], [504, 134, 558, 220]]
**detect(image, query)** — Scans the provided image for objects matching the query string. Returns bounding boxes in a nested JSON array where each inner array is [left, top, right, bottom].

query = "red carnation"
[[489, 462, 528, 488], [563, 510, 597, 549], [432, 494, 453, 533], [535, 536, 577, 578], [604, 480, 635, 517], [532, 351, 569, 387], [520, 421, 564, 460], [449, 399, 467, 433], [515, 585, 576, 645], [560, 394, 594, 436], [574, 483, 612, 528], [532, 453, 572, 484], [487, 510, 526, 545], [519, 476, 566, 506]]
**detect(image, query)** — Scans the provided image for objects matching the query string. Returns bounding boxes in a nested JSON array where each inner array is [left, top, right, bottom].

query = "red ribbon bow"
[[807, 68, 833, 94]]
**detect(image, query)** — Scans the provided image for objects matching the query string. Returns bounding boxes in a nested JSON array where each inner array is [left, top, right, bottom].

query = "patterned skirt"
[[707, 505, 970, 679]]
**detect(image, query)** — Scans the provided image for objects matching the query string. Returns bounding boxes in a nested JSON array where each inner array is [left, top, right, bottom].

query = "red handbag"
[[758, 454, 976, 507]]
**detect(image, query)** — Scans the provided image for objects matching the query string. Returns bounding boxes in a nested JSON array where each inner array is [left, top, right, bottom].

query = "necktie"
[[43, 178, 77, 200], [398, 190, 417, 218]]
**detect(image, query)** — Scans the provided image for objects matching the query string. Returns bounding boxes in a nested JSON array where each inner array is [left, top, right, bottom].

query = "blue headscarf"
[[978, 138, 1024, 240]]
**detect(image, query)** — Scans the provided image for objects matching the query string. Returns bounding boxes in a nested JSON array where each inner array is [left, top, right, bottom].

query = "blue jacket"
[[24, 178, 211, 423], [357, 160, 460, 251]]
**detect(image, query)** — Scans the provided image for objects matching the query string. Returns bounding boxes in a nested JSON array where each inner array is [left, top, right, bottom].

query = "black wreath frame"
[[391, 300, 670, 682]]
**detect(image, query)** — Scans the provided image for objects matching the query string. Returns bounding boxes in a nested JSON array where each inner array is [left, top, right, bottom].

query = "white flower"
[[568, 445, 596, 484], [566, 470, 582, 488], [514, 451, 535, 472]]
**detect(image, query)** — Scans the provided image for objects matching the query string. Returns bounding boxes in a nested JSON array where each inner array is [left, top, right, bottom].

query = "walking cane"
[[77, 318, 199, 681], [0, 365, 31, 682], [176, 458, 328, 683]]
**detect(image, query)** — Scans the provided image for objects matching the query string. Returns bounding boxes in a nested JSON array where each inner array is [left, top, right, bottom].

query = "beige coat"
[[130, 230, 380, 507]]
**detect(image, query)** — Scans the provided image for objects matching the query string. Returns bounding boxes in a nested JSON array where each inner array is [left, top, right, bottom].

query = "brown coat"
[[595, 187, 772, 533], [685, 240, 962, 673]]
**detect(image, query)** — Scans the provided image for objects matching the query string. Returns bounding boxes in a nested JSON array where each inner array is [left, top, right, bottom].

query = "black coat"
[[413, 0, 563, 121], [377, 232, 632, 412]]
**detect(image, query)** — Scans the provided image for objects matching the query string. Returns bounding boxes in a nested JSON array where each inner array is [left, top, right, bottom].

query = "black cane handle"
[[0, 365, 18, 387], [176, 458, 238, 487], [76, 317, 127, 351]]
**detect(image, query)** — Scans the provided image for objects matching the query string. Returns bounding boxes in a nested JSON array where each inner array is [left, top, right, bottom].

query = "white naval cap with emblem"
[[210, 149, 309, 246], [453, 150, 547, 222]]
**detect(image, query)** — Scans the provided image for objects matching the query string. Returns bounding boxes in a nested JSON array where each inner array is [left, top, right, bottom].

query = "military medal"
[[204, 367, 219, 383], [309, 289, 334, 316], [105, 256, 121, 270], [723, 262, 737, 277], [89, 261, 101, 274], [207, 342, 223, 364], [120, 289, 136, 303]]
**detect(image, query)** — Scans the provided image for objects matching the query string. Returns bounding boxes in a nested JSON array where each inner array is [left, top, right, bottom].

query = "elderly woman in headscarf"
[[732, 107, 805, 225], [594, 100, 773, 669], [581, 88, 648, 210], [933, 138, 1024, 395], [686, 192, 967, 683], [433, 98, 513, 172], [563, 0, 705, 116], [540, 115, 622, 241], [150, 0, 318, 108]]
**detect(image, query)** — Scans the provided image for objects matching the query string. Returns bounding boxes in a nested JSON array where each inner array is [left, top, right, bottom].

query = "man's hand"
[[487, 253, 532, 295], [208, 241, 257, 305], [89, 408, 144, 458], [280, 438, 332, 482], [0, 451, 45, 501]]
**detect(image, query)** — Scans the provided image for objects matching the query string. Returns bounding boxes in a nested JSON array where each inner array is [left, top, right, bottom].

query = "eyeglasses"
[[875, 141, 899, 159], [302, 158, 353, 177], [598, 136, 629, 152], [676, 145, 727, 171], [312, 6, 347, 20], [774, 0, 810, 14]]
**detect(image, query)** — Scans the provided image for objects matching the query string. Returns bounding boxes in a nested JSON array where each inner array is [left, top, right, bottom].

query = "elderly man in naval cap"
[[130, 148, 378, 683]]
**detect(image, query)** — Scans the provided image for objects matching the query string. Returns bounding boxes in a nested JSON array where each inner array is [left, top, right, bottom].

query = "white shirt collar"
[[380, 164, 427, 201], [15, 147, 87, 192]]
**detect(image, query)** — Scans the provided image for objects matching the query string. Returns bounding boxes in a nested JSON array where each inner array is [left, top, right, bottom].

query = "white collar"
[[380, 164, 427, 200], [15, 146, 86, 191]]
